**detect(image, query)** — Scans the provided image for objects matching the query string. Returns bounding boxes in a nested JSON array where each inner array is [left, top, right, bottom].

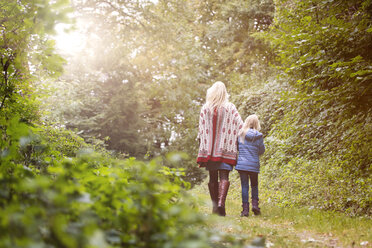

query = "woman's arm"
[[197, 106, 205, 144], [232, 104, 243, 130]]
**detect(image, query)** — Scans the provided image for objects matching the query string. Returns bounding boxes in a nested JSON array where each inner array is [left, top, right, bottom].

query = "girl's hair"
[[206, 81, 229, 110], [239, 114, 261, 143]]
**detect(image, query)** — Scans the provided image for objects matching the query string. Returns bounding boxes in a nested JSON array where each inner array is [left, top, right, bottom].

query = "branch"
[[99, 0, 149, 31], [0, 56, 11, 112], [0, 94, 7, 112]]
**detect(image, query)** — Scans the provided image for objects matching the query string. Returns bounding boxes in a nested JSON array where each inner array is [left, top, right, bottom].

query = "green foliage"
[[195, 182, 372, 247], [38, 125, 89, 158], [194, 0, 274, 78], [0, 119, 222, 247], [256, 0, 372, 215], [0, 0, 70, 121], [40, 0, 275, 184], [1, 117, 102, 175], [3, 0, 369, 222], [261, 154, 372, 215]]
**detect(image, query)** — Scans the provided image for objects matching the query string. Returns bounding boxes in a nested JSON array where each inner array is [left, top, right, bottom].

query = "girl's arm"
[[258, 136, 265, 156]]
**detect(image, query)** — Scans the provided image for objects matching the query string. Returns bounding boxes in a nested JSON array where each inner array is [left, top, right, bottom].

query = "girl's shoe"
[[241, 202, 249, 217], [252, 199, 261, 215]]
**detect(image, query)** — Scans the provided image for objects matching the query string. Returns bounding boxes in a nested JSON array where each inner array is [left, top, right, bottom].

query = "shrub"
[[0, 118, 218, 247]]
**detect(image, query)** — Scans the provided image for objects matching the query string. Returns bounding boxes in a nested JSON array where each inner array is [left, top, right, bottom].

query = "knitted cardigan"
[[197, 102, 243, 166]]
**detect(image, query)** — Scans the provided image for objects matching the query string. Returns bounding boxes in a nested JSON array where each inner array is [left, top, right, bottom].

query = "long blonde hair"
[[239, 114, 261, 143], [206, 81, 229, 110]]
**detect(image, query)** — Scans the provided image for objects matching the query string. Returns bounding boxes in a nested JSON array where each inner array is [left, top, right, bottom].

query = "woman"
[[197, 81, 243, 216]]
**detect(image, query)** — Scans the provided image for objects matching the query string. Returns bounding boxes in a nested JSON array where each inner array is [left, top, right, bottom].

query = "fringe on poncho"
[[197, 102, 243, 166]]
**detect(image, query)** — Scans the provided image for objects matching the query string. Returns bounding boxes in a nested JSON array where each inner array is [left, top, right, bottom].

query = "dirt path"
[[192, 185, 372, 248]]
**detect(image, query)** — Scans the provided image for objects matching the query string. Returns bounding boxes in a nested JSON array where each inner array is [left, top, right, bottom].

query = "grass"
[[191, 183, 372, 248]]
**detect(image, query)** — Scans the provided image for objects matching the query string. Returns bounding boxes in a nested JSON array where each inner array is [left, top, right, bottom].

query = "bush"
[[256, 92, 372, 215], [236, 0, 372, 216], [0, 118, 219, 247]]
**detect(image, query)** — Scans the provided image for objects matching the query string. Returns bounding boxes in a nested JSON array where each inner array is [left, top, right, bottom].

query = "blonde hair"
[[239, 114, 261, 143], [206, 81, 229, 110]]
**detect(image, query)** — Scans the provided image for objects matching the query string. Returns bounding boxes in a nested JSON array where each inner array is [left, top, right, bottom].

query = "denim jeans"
[[239, 171, 259, 203]]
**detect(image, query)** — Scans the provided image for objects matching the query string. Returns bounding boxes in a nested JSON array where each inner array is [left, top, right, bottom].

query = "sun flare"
[[54, 23, 87, 55]]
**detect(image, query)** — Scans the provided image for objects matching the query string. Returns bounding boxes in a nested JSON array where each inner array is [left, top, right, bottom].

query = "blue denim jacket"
[[235, 129, 265, 173]]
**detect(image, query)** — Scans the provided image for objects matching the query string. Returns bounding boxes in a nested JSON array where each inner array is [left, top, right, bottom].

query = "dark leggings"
[[239, 171, 259, 203], [209, 170, 230, 183]]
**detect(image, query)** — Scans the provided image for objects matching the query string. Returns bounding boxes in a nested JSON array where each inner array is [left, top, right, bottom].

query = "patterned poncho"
[[197, 102, 243, 166]]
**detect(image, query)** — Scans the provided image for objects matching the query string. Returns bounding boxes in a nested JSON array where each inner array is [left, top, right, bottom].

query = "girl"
[[197, 81, 243, 216], [235, 114, 265, 217]]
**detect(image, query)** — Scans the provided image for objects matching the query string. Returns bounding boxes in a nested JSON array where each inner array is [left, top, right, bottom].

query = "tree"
[[259, 0, 372, 215], [40, 0, 275, 183], [0, 0, 70, 122]]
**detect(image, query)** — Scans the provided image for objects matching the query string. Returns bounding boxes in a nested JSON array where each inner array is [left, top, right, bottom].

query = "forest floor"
[[191, 185, 372, 248]]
